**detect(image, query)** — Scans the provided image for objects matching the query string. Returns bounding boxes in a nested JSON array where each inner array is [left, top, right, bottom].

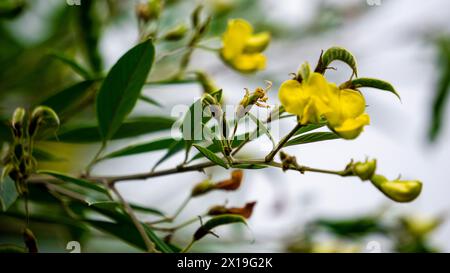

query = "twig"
[[265, 123, 303, 162]]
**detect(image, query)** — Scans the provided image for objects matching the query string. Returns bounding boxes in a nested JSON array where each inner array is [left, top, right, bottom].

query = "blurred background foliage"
[[0, 0, 448, 252]]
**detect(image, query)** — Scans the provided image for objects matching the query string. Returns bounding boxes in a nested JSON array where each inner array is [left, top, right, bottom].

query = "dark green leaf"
[[96, 39, 155, 142], [48, 52, 92, 79], [55, 116, 174, 143], [286, 132, 340, 147], [99, 138, 175, 160], [189, 133, 248, 162], [349, 78, 400, 100], [319, 46, 358, 76], [315, 217, 386, 238], [192, 144, 228, 169], [139, 94, 162, 107], [152, 139, 186, 170], [0, 174, 18, 212], [39, 80, 97, 115], [33, 148, 66, 162], [37, 170, 108, 195], [89, 201, 165, 217], [193, 214, 247, 241]]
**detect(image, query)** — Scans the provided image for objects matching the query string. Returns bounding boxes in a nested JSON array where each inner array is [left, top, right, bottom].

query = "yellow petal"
[[339, 89, 366, 119], [230, 53, 266, 73], [221, 19, 253, 61], [243, 31, 271, 53], [332, 113, 370, 139], [278, 79, 306, 116]]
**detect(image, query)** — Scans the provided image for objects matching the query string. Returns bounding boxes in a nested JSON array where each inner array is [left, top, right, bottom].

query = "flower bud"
[[163, 23, 188, 41], [191, 179, 215, 197], [352, 159, 376, 181], [11, 107, 26, 138], [370, 174, 422, 203], [28, 106, 60, 137], [136, 0, 162, 22], [195, 71, 220, 95]]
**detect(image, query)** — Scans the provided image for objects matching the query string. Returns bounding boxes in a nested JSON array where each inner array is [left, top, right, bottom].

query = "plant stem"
[[265, 123, 303, 162], [181, 240, 195, 253], [110, 185, 158, 253], [85, 142, 106, 175]]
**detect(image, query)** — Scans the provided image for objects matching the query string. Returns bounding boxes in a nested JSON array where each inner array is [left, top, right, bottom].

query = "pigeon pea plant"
[[0, 2, 422, 253]]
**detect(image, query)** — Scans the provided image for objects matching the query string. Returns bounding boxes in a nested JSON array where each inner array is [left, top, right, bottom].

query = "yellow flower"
[[325, 87, 370, 140], [278, 72, 333, 125], [221, 19, 270, 73]]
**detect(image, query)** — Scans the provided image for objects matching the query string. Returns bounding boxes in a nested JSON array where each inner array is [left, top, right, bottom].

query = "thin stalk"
[[181, 240, 195, 253], [265, 123, 303, 162]]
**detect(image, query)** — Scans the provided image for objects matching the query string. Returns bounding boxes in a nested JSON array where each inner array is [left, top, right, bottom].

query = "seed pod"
[[208, 201, 257, 219], [11, 107, 26, 138], [370, 174, 422, 203], [214, 170, 243, 191]]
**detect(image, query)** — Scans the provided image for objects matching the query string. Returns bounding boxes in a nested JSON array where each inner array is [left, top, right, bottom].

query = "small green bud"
[[163, 23, 188, 41], [28, 106, 60, 137], [11, 107, 26, 138], [352, 159, 377, 181], [191, 179, 215, 197], [195, 71, 220, 95], [370, 174, 422, 203]]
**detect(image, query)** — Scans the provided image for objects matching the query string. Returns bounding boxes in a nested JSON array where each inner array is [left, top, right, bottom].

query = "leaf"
[[39, 80, 97, 115], [99, 138, 175, 160], [286, 132, 340, 146], [319, 46, 358, 76], [294, 123, 326, 136], [37, 170, 108, 195], [315, 217, 386, 238], [89, 201, 165, 217], [152, 139, 186, 170], [348, 78, 400, 100], [55, 116, 175, 143], [33, 148, 66, 162], [139, 94, 162, 107], [48, 52, 92, 79], [85, 220, 173, 253], [0, 174, 18, 212], [193, 214, 247, 241], [192, 144, 228, 169], [247, 112, 275, 146], [189, 133, 248, 162], [96, 39, 155, 142], [0, 244, 27, 253]]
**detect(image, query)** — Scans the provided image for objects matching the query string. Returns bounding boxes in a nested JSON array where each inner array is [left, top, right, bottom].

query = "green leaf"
[[48, 52, 92, 79], [192, 144, 228, 169], [247, 112, 275, 147], [139, 94, 162, 107], [85, 220, 173, 253], [0, 174, 18, 212], [348, 78, 400, 100], [193, 214, 247, 241], [33, 148, 66, 162], [152, 139, 186, 170], [0, 244, 27, 253], [99, 138, 175, 160], [319, 46, 358, 76], [294, 123, 326, 136], [96, 39, 155, 142], [88, 201, 165, 217], [315, 217, 386, 238], [189, 133, 248, 162], [55, 116, 174, 143], [37, 170, 108, 195], [39, 80, 97, 115], [286, 132, 340, 146]]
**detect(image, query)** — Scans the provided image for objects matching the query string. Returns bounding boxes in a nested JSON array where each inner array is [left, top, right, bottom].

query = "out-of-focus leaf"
[[33, 148, 65, 162], [48, 52, 92, 79], [193, 214, 247, 241], [96, 39, 155, 142], [139, 94, 161, 107], [89, 201, 165, 217], [0, 244, 26, 253], [429, 38, 450, 142], [55, 116, 175, 143], [37, 170, 108, 195], [0, 0, 26, 19], [193, 144, 228, 169], [0, 173, 18, 212], [315, 217, 386, 238], [286, 132, 340, 146], [152, 139, 185, 170], [318, 46, 357, 76], [180, 99, 212, 157], [39, 80, 97, 115], [99, 138, 175, 160]]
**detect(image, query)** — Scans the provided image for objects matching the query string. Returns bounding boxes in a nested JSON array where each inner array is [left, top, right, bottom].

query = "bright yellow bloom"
[[278, 72, 370, 139], [221, 19, 270, 73], [278, 73, 333, 125], [325, 87, 370, 139]]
